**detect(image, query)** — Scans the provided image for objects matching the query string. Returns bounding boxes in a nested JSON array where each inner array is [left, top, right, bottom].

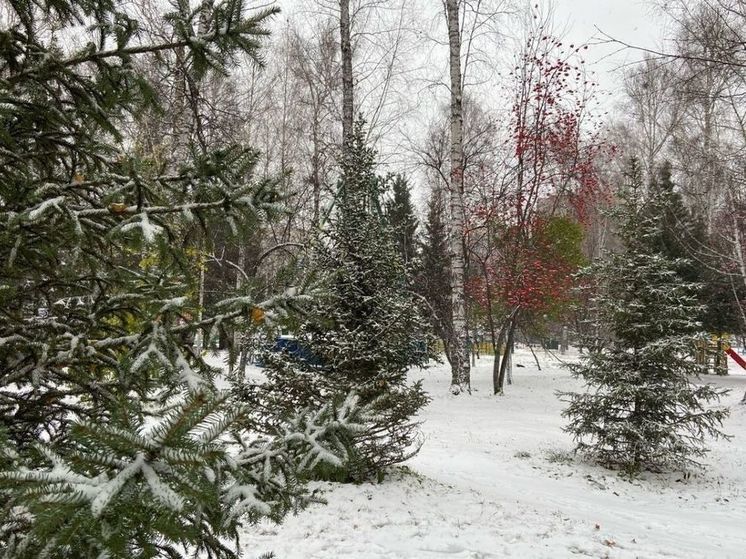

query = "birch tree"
[[340, 0, 355, 145], [622, 55, 684, 178], [445, 0, 471, 394]]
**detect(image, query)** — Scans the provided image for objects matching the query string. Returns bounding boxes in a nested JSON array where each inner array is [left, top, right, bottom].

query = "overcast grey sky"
[[271, 0, 668, 97], [552, 0, 665, 93], [265, 0, 669, 190]]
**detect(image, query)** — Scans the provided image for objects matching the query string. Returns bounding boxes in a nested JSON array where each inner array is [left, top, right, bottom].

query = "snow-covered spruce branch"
[[5, 191, 274, 224], [0, 391, 367, 555], [6, 5, 280, 83]]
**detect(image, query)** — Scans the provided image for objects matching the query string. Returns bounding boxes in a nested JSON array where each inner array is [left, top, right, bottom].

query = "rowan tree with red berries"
[[466, 12, 612, 394]]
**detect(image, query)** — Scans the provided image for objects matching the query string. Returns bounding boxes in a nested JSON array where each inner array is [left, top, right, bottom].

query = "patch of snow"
[[28, 196, 64, 221], [141, 462, 184, 512], [120, 212, 163, 244], [238, 348, 746, 558], [91, 453, 145, 518]]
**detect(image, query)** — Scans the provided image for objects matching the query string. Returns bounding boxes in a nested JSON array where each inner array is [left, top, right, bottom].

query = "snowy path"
[[241, 350, 746, 558]]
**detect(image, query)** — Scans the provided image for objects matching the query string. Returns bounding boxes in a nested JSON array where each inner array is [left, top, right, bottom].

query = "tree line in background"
[[0, 0, 744, 556]]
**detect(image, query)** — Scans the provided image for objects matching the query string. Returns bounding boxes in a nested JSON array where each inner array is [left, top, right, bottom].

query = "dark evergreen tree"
[[417, 187, 454, 363], [562, 159, 729, 474], [259, 122, 432, 481], [385, 174, 419, 266], [699, 249, 746, 336], [645, 162, 699, 279], [0, 3, 361, 557], [646, 162, 743, 361]]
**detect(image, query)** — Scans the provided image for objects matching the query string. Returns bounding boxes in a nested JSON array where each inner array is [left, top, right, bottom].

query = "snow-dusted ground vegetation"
[[242, 348, 746, 559]]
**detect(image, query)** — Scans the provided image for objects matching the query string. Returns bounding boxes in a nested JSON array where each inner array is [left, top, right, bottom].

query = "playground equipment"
[[695, 334, 740, 375], [726, 346, 746, 370], [700, 334, 746, 373]]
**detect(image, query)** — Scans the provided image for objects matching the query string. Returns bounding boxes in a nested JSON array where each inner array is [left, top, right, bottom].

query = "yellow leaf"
[[251, 307, 265, 323]]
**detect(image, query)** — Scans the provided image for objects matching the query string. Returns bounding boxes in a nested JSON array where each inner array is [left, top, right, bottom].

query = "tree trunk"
[[492, 320, 509, 395], [445, 0, 470, 394], [194, 251, 206, 353], [560, 325, 568, 355], [729, 185, 746, 303], [478, 259, 501, 394], [340, 0, 354, 146], [506, 340, 513, 385], [497, 312, 518, 393], [311, 113, 322, 228], [234, 245, 247, 374]]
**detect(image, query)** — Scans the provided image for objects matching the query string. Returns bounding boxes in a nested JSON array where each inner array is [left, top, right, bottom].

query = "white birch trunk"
[[340, 0, 354, 146], [194, 255, 206, 353], [445, 0, 470, 394]]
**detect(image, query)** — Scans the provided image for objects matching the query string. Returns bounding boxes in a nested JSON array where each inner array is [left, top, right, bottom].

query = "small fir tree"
[[562, 159, 729, 474], [259, 122, 432, 481], [384, 174, 419, 267], [644, 162, 696, 271], [417, 187, 454, 362]]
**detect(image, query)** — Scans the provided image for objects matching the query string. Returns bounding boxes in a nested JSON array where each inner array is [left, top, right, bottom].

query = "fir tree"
[[562, 159, 729, 474], [645, 162, 700, 280], [646, 162, 742, 363], [417, 187, 454, 362], [259, 121, 432, 481], [0, 3, 359, 557], [384, 174, 419, 267]]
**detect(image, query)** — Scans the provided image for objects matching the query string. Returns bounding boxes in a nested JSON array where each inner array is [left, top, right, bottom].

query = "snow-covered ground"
[[240, 348, 746, 559]]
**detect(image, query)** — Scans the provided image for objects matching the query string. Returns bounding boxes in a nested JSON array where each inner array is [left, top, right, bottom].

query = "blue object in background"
[[267, 336, 322, 367]]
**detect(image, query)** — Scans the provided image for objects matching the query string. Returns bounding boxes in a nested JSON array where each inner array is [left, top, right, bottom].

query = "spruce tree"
[[417, 187, 454, 362], [259, 122, 432, 481], [0, 3, 361, 557], [645, 162, 694, 270], [646, 162, 742, 366], [562, 159, 729, 474], [385, 174, 419, 267]]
